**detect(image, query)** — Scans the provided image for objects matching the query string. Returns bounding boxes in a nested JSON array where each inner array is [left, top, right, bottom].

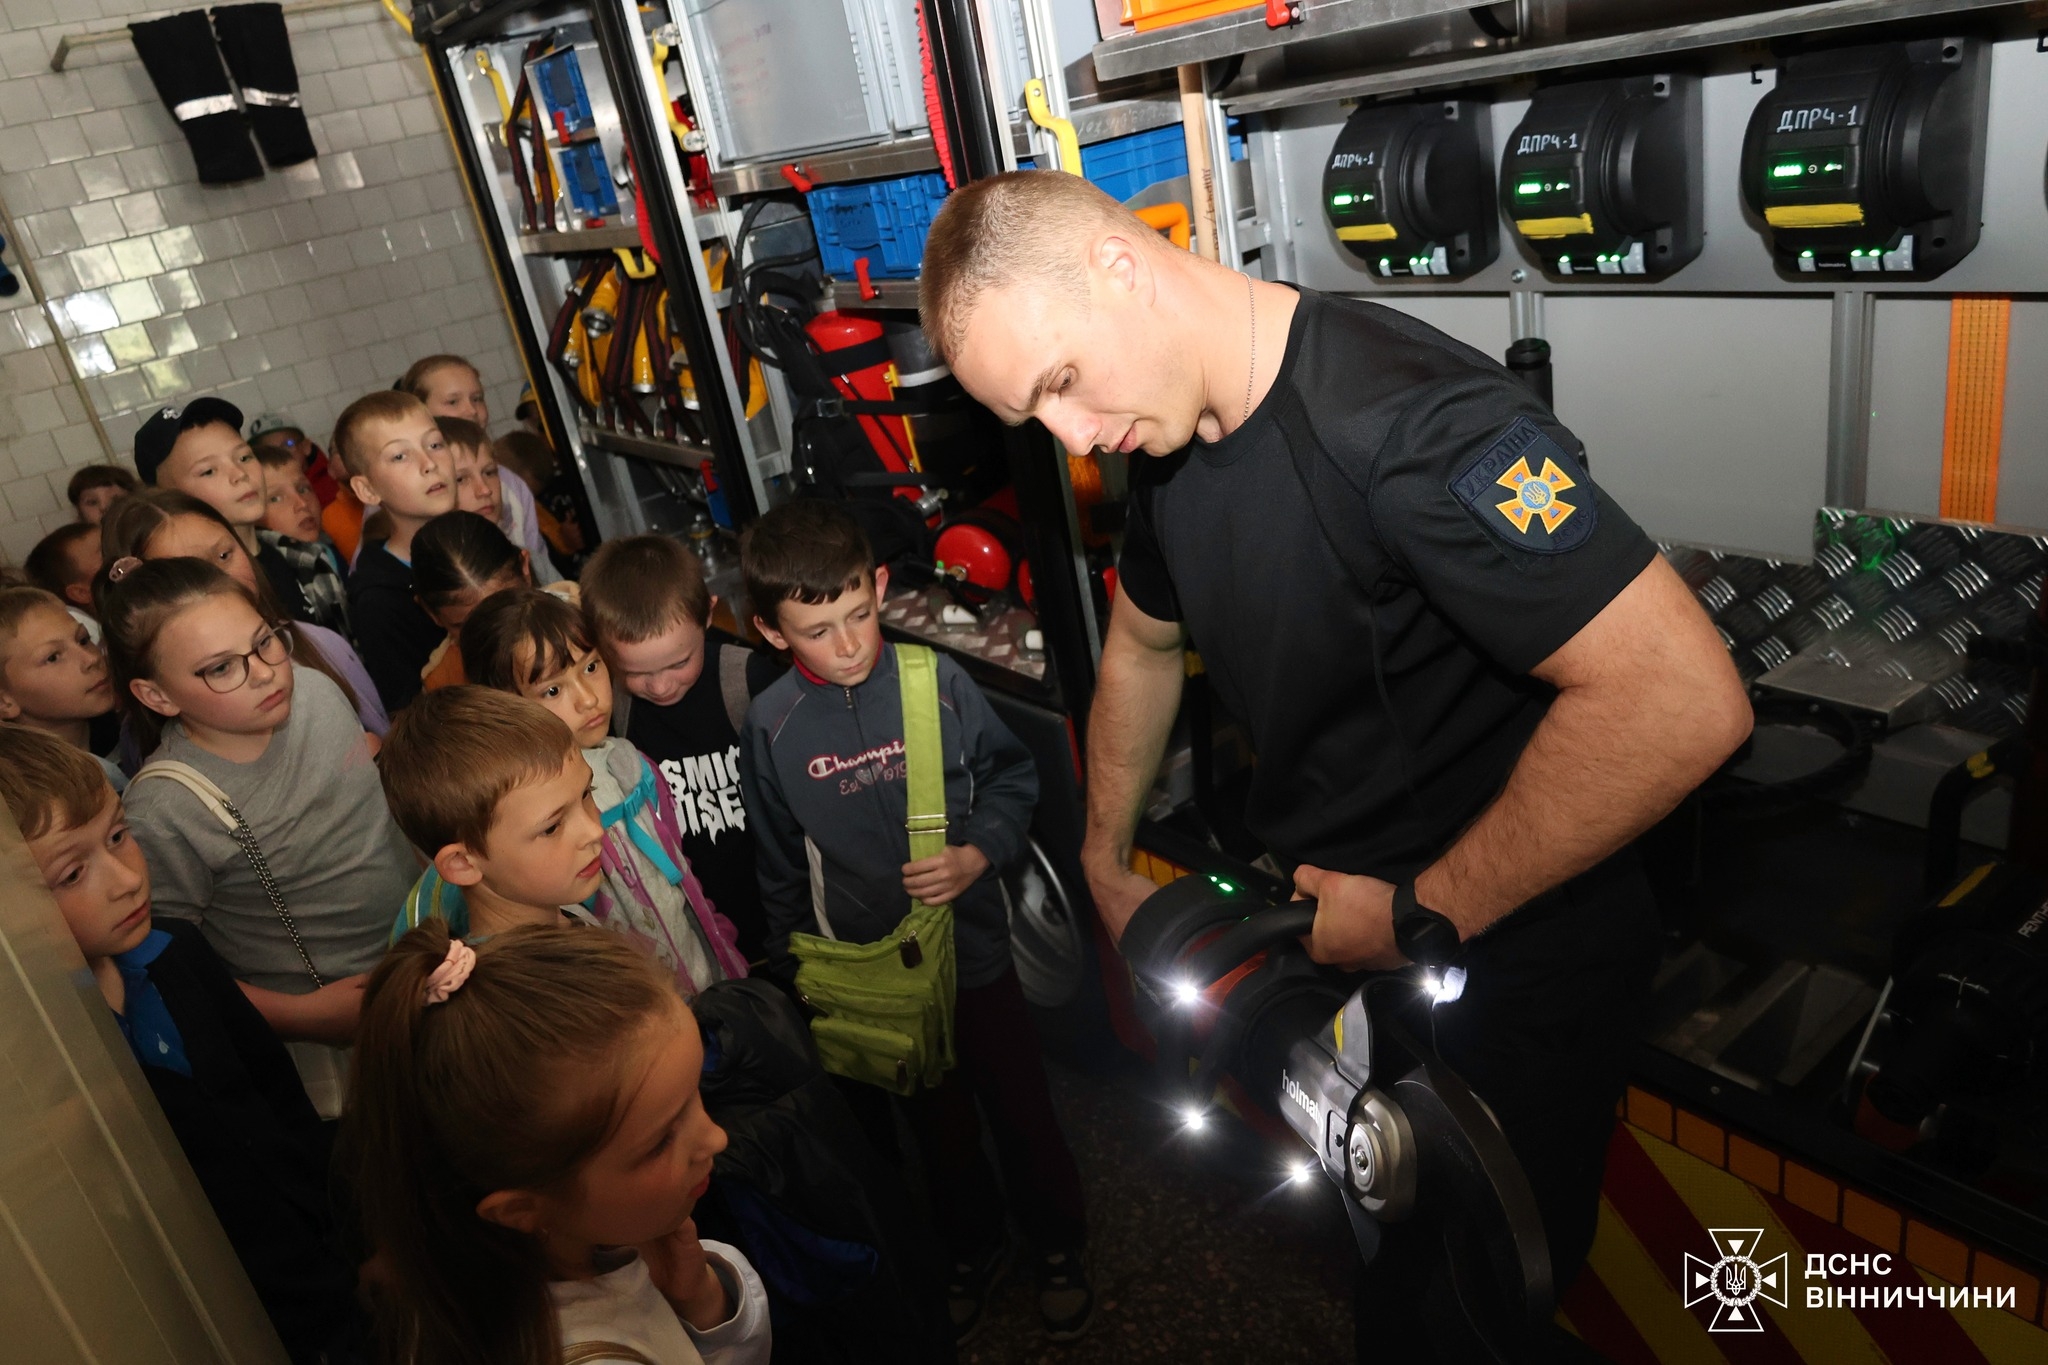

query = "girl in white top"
[[350, 922, 770, 1365]]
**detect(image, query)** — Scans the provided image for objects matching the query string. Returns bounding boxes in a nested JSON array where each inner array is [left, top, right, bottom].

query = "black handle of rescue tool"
[[1181, 902, 1319, 992]]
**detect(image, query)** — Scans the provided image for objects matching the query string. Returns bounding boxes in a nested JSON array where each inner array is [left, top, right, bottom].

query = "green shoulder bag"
[[788, 644, 958, 1095]]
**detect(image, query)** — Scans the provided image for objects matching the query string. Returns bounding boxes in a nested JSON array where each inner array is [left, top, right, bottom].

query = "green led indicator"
[[1800, 249, 1814, 259], [1379, 257, 1391, 272], [1516, 181, 1542, 196], [1824, 161, 1844, 173], [1850, 249, 1863, 258], [1331, 193, 1354, 207], [1770, 162, 1803, 179], [1218, 882, 1235, 894]]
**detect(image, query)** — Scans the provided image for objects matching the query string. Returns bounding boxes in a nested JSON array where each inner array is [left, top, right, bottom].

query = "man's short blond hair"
[[919, 170, 1144, 367]]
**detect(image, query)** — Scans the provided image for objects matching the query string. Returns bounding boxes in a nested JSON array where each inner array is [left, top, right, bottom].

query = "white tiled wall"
[[0, 1, 527, 564]]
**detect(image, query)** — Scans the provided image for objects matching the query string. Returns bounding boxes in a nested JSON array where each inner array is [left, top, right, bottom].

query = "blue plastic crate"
[[805, 126, 1194, 282], [805, 172, 950, 280], [1019, 125, 1192, 202], [1079, 125, 1188, 203]]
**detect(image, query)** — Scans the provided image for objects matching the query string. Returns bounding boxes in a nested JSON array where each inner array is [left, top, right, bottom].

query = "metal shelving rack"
[[413, 0, 787, 541], [645, 0, 1117, 1008]]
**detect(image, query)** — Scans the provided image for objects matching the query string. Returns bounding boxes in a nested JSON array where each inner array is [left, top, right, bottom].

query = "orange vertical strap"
[[1938, 296, 2010, 522]]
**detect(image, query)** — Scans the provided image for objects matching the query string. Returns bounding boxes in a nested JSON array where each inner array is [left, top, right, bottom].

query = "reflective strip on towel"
[[241, 89, 302, 109], [171, 94, 238, 121]]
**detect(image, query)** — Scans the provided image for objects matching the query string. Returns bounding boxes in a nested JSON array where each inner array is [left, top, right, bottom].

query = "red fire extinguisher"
[[804, 311, 918, 492]]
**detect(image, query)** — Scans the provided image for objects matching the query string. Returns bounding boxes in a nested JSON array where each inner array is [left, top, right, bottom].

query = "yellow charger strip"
[[1336, 222, 1398, 242], [1764, 202, 1865, 228], [1515, 214, 1595, 239], [1024, 78, 1082, 177]]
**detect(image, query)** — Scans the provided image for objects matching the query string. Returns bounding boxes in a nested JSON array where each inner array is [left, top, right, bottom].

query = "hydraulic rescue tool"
[[1119, 876, 1554, 1358]]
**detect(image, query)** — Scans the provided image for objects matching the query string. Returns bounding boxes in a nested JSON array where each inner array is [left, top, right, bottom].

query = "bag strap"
[[719, 641, 752, 736], [896, 645, 948, 873], [131, 760, 326, 989], [561, 1343, 660, 1365]]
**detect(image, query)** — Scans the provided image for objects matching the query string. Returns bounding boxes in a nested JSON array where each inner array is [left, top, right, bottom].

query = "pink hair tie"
[[422, 938, 477, 1006], [108, 556, 143, 583]]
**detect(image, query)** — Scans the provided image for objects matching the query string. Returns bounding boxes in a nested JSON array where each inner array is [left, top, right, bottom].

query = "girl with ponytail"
[[349, 923, 769, 1365], [410, 508, 535, 692]]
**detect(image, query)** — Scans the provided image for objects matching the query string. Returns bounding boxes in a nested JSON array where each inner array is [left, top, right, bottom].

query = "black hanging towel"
[[129, 11, 263, 186], [209, 3, 317, 169]]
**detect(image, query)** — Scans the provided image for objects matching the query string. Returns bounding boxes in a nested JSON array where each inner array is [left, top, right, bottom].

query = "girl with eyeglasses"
[[101, 557, 417, 1112], [98, 487, 388, 737]]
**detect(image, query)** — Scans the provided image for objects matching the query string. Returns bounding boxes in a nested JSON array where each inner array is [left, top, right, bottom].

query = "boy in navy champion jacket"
[[742, 638, 1035, 988], [737, 500, 1094, 1345]]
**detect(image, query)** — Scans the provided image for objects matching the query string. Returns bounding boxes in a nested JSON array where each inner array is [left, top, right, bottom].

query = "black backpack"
[[691, 978, 955, 1363]]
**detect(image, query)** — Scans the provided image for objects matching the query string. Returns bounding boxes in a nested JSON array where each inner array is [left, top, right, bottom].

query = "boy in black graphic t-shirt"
[[583, 535, 780, 960]]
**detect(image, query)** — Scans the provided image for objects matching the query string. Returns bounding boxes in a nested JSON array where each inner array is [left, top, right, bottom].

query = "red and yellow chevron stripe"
[[1565, 1091, 2048, 1363]]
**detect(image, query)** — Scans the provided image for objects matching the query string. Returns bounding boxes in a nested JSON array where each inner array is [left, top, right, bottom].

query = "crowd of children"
[[0, 356, 1094, 1365]]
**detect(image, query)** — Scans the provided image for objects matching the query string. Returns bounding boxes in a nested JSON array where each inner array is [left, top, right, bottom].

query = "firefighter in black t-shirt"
[[922, 172, 1752, 1358]]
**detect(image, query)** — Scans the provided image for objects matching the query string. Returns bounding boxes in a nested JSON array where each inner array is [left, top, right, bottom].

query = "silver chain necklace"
[[1242, 272, 1257, 426]]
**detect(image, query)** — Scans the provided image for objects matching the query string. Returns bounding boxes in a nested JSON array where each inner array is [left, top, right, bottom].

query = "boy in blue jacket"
[[738, 500, 1092, 1345]]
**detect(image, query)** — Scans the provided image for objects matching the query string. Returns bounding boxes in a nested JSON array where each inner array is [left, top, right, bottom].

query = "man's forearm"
[[1416, 667, 1747, 938], [1081, 641, 1183, 874]]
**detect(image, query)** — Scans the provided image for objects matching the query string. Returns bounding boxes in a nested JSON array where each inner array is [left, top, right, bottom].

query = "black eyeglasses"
[[193, 625, 293, 693]]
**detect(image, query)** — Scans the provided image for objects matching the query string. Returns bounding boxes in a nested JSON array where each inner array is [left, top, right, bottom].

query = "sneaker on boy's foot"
[[1037, 1249, 1095, 1341], [948, 1238, 1012, 1346]]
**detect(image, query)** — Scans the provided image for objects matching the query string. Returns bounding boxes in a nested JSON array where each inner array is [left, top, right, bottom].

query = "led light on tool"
[[1172, 979, 1203, 1009], [1428, 965, 1468, 1005], [1181, 1106, 1208, 1133]]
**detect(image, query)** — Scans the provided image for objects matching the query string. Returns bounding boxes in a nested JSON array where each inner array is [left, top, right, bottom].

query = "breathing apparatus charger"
[[1501, 73, 1703, 279], [1322, 98, 1499, 280], [1119, 875, 1553, 1357], [1741, 36, 1989, 279]]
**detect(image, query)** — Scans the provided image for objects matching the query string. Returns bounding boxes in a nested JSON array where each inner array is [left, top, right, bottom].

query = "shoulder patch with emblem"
[[1449, 416, 1597, 554]]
